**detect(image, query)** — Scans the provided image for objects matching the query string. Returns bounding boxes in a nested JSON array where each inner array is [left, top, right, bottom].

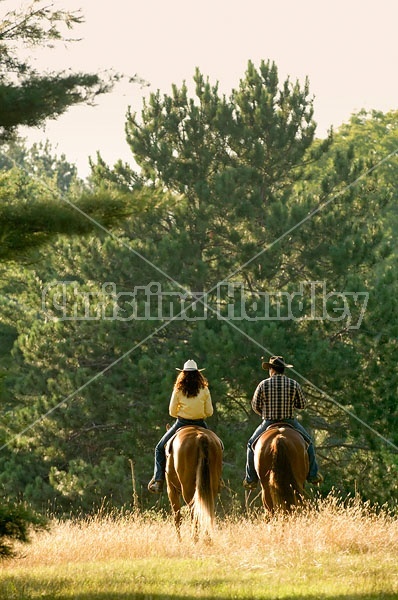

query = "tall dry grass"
[[5, 494, 398, 569]]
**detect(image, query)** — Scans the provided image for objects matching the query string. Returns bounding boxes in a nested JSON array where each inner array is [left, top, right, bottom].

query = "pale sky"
[[19, 0, 398, 177]]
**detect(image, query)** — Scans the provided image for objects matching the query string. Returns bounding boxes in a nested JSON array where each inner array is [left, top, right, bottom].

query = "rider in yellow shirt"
[[148, 359, 214, 493], [169, 386, 213, 420]]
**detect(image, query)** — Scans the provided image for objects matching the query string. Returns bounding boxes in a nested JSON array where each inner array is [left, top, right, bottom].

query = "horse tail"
[[269, 434, 303, 511], [192, 434, 215, 535]]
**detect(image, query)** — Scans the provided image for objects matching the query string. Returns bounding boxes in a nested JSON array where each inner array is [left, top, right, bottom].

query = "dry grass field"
[[1, 495, 398, 599]]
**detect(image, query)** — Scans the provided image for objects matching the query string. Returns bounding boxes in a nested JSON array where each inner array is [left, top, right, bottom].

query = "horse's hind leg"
[[260, 478, 274, 513], [168, 484, 182, 541], [186, 502, 198, 543]]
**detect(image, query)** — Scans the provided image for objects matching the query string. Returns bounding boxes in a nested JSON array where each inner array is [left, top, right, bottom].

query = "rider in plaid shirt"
[[252, 374, 306, 420], [243, 356, 323, 489]]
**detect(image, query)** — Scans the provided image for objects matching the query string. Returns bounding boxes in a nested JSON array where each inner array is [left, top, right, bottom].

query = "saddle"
[[252, 421, 308, 449], [266, 421, 297, 432], [165, 425, 224, 456]]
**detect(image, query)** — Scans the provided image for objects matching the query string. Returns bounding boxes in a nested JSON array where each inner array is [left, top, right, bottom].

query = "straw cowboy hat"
[[176, 359, 205, 372], [261, 355, 293, 370]]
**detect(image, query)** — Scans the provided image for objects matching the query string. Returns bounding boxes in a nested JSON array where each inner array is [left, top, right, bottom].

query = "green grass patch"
[[1, 553, 397, 600]]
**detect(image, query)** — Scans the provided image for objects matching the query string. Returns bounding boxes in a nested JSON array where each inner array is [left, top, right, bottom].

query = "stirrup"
[[307, 472, 324, 485], [148, 479, 164, 493], [242, 478, 258, 490]]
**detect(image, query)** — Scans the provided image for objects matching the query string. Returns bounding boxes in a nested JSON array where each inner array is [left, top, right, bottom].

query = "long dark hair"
[[175, 370, 208, 398]]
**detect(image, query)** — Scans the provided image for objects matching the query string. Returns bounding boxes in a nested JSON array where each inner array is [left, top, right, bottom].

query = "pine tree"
[[0, 2, 131, 261], [0, 501, 46, 558], [91, 68, 398, 505], [0, 1, 114, 141]]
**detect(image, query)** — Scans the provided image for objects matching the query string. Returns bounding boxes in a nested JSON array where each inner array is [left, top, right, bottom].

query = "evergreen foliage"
[[0, 1, 132, 261], [0, 0, 114, 141], [1, 59, 398, 515], [0, 150, 131, 260], [0, 500, 45, 558]]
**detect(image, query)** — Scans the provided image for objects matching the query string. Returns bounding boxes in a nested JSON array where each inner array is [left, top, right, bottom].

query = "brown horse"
[[253, 425, 309, 513], [165, 426, 223, 542]]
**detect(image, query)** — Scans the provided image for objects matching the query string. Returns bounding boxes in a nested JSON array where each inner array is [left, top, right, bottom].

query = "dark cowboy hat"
[[261, 355, 293, 370]]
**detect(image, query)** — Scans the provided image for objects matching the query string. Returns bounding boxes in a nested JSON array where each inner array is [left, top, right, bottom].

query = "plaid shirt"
[[251, 374, 306, 420]]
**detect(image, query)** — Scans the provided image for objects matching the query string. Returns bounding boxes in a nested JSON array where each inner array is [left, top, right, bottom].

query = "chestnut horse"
[[165, 426, 223, 541], [254, 425, 309, 513]]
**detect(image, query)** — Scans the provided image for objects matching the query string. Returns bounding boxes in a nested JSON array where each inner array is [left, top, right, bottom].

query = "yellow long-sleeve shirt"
[[169, 387, 213, 420]]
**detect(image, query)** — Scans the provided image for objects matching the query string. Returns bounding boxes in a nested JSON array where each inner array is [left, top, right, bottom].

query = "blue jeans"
[[152, 418, 208, 481], [245, 418, 319, 483]]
